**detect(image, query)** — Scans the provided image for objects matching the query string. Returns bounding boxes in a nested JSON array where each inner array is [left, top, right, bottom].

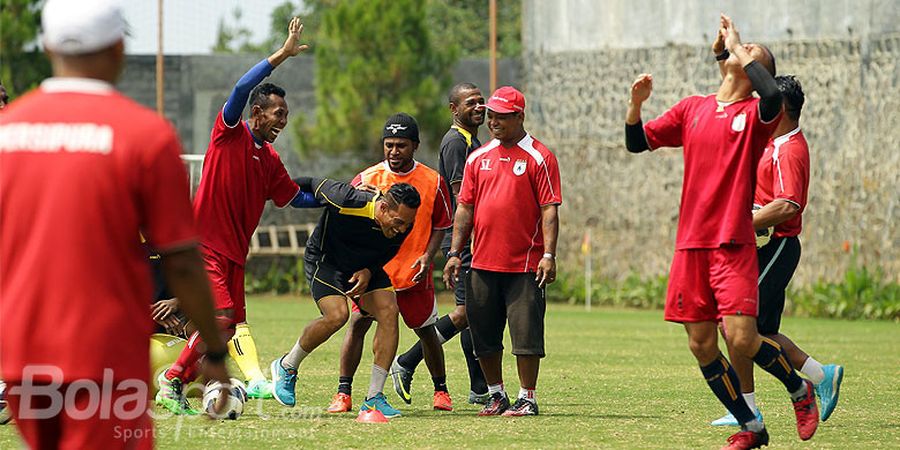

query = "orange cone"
[[356, 409, 389, 423]]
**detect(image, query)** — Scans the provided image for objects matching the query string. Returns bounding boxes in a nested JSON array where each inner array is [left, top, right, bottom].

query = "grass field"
[[2, 294, 898, 449]]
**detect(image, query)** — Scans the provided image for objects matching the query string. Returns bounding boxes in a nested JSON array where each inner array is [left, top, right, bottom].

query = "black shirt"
[[298, 177, 409, 273], [438, 126, 481, 248]]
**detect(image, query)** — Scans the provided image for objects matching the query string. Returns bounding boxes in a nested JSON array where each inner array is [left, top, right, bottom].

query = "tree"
[[212, 1, 305, 54], [0, 0, 50, 96], [426, 0, 522, 58], [295, 0, 457, 158]]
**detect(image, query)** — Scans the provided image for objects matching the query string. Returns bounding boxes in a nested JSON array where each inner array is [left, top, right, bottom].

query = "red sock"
[[165, 316, 235, 383]]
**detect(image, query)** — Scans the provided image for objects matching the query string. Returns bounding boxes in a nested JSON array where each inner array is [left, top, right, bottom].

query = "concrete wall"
[[524, 0, 899, 51], [521, 0, 900, 284]]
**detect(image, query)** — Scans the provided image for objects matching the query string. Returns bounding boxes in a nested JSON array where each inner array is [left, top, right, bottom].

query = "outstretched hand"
[[630, 74, 653, 104], [721, 14, 742, 53], [282, 17, 310, 57]]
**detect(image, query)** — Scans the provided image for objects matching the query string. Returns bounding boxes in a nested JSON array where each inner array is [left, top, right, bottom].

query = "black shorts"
[[304, 259, 393, 308], [465, 269, 546, 357], [756, 236, 801, 335], [443, 246, 472, 306]]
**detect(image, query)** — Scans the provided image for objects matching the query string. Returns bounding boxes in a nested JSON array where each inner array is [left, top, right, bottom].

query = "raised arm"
[[223, 17, 309, 126], [721, 14, 782, 122], [624, 74, 653, 153]]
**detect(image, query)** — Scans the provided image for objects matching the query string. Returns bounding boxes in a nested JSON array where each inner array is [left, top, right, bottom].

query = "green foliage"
[[295, 0, 457, 158], [426, 0, 522, 58], [552, 270, 668, 310], [244, 256, 308, 295], [553, 253, 900, 321], [0, 0, 50, 96], [787, 250, 900, 321], [212, 2, 304, 55]]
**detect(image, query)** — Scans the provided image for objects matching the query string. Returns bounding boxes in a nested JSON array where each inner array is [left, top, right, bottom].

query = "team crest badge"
[[731, 112, 747, 132], [513, 159, 527, 176]]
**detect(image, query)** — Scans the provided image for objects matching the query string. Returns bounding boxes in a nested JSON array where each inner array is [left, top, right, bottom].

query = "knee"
[[349, 314, 372, 333], [372, 301, 399, 323], [449, 305, 467, 327], [727, 329, 760, 357], [688, 336, 718, 362], [323, 309, 350, 332]]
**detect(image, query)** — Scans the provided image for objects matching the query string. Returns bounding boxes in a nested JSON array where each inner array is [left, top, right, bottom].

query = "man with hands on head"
[[625, 14, 819, 450]]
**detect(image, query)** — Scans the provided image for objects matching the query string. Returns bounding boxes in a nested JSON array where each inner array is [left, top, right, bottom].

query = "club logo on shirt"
[[513, 159, 527, 176], [385, 124, 407, 134], [731, 112, 747, 132], [480, 159, 492, 171]]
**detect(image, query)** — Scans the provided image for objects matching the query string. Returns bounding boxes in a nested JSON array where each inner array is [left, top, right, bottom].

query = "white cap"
[[42, 0, 126, 55]]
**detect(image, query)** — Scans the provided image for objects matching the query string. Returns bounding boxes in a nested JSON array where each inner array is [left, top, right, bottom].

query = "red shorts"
[[7, 383, 153, 450], [202, 246, 246, 324], [664, 245, 759, 323], [351, 279, 438, 329]]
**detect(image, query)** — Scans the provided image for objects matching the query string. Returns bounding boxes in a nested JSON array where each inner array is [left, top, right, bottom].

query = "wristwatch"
[[715, 50, 730, 61], [542, 253, 555, 260], [447, 250, 461, 259]]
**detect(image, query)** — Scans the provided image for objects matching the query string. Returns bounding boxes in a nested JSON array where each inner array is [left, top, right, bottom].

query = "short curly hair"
[[386, 183, 421, 209], [776, 75, 805, 121]]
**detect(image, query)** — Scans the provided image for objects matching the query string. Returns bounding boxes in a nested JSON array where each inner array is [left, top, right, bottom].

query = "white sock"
[[367, 365, 389, 400], [282, 340, 309, 369], [742, 392, 757, 413], [800, 357, 825, 385], [487, 382, 505, 397], [518, 387, 536, 403]]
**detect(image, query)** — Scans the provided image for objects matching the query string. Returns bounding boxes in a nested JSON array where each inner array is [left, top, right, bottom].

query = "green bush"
[[787, 252, 900, 321], [553, 253, 899, 321], [245, 256, 309, 295]]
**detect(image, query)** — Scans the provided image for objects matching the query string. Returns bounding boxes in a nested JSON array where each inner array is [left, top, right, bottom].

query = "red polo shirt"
[[754, 127, 810, 238], [458, 134, 562, 273]]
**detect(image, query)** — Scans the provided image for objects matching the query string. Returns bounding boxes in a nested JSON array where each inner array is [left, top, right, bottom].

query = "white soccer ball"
[[0, 381, 11, 425], [203, 378, 247, 420]]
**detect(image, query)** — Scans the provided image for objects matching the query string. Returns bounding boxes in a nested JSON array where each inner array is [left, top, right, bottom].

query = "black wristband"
[[715, 50, 730, 61], [447, 250, 460, 259], [206, 348, 228, 363]]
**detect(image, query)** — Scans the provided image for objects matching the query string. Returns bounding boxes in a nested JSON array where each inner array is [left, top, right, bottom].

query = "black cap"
[[382, 113, 419, 143]]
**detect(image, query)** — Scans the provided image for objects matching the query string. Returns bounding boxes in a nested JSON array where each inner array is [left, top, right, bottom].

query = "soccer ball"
[[202, 378, 247, 420], [752, 204, 774, 248], [0, 380, 11, 425]]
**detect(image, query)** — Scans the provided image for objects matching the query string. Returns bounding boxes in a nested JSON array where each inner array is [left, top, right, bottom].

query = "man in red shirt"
[[444, 86, 562, 417], [157, 17, 311, 412], [326, 113, 455, 413], [625, 15, 818, 449], [0, 0, 229, 448], [711, 75, 844, 427]]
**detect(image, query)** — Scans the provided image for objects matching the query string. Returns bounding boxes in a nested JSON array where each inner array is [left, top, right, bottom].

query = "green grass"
[[2, 295, 898, 449]]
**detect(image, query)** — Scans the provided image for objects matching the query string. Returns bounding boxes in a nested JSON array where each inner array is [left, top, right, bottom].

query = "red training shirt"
[[0, 78, 197, 383], [193, 110, 299, 264], [643, 94, 781, 249], [459, 134, 562, 273], [754, 127, 810, 238]]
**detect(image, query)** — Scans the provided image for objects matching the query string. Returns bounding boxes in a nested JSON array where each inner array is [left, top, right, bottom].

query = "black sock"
[[434, 315, 460, 342], [461, 328, 487, 394], [700, 354, 756, 425], [752, 337, 803, 394], [397, 341, 424, 372], [397, 315, 461, 372], [337, 376, 353, 395], [432, 376, 448, 393]]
